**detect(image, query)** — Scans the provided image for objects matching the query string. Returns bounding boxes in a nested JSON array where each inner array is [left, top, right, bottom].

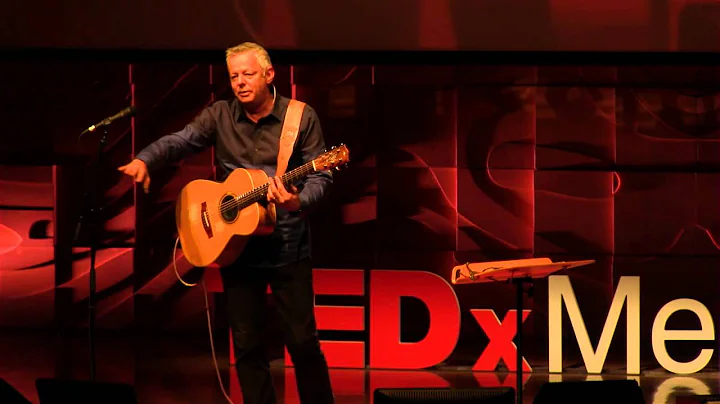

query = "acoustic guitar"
[[175, 144, 350, 268]]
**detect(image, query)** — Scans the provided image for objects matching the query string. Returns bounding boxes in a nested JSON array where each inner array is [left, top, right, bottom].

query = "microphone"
[[80, 105, 137, 136]]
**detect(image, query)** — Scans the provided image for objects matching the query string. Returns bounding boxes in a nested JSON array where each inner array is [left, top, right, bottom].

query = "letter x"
[[471, 309, 532, 372]]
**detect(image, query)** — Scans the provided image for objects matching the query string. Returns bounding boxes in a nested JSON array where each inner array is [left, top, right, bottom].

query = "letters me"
[[283, 269, 530, 372], [548, 275, 715, 375]]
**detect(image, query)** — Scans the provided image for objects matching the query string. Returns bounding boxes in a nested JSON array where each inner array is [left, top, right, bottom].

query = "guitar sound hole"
[[220, 194, 239, 223]]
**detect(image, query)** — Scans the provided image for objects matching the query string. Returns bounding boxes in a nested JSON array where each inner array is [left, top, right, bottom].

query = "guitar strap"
[[276, 98, 306, 177]]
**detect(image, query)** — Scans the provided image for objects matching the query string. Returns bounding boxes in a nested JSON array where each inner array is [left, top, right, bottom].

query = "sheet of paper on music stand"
[[451, 258, 596, 284]]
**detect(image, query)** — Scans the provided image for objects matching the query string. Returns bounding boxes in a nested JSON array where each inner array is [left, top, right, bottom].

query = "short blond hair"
[[225, 42, 272, 73]]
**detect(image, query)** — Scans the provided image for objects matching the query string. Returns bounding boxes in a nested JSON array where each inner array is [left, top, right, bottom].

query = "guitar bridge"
[[201, 201, 213, 238]]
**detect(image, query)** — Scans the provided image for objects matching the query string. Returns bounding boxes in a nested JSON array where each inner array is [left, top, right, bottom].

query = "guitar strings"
[[187, 161, 316, 224], [217, 149, 345, 215], [185, 148, 344, 225], [213, 162, 313, 215]]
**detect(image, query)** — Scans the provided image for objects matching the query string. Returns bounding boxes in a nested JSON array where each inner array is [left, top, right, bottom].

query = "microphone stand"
[[74, 126, 108, 382]]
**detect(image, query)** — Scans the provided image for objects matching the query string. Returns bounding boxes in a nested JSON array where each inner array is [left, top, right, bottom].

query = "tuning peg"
[[331, 145, 336, 150]]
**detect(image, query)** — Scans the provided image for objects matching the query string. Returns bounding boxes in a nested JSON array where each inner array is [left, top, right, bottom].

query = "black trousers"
[[221, 257, 334, 404]]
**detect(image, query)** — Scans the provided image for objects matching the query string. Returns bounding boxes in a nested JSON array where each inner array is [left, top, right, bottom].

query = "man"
[[118, 42, 335, 404]]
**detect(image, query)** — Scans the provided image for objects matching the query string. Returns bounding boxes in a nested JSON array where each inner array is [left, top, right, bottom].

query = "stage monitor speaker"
[[35, 378, 138, 404], [676, 395, 720, 404], [533, 380, 645, 404], [373, 387, 515, 403], [0, 379, 31, 404]]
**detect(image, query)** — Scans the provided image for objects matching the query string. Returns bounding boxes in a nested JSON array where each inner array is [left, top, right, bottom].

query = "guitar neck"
[[237, 161, 316, 207]]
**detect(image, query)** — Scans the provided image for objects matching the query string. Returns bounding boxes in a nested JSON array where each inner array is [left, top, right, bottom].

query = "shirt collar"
[[233, 89, 285, 123]]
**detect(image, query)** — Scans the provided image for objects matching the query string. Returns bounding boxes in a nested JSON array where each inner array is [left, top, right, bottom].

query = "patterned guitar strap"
[[276, 98, 306, 177]]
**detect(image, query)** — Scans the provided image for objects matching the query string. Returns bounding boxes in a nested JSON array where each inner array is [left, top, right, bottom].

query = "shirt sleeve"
[[296, 106, 333, 212], [135, 104, 217, 171]]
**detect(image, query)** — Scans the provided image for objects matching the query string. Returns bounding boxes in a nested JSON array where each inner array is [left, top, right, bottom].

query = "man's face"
[[227, 51, 274, 106]]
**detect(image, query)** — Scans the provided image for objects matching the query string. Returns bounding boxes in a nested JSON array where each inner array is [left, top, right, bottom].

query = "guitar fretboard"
[[234, 161, 316, 209]]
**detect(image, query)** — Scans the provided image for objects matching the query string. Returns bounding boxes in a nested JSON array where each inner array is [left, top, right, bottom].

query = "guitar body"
[[175, 168, 277, 268], [174, 143, 350, 269]]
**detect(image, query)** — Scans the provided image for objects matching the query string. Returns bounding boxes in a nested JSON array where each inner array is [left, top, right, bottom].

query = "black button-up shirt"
[[136, 94, 332, 268]]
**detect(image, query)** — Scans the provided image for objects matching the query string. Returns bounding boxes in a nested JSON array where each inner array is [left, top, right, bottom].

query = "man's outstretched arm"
[[135, 105, 217, 171]]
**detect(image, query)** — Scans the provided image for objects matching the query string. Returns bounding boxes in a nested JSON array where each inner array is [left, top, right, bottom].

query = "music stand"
[[450, 257, 595, 404]]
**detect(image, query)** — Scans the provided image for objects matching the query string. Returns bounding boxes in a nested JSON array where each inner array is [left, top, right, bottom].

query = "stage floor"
[[1, 331, 718, 404]]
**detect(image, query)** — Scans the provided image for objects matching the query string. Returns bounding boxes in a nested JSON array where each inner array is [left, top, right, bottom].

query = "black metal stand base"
[[512, 276, 534, 404], [74, 127, 108, 382]]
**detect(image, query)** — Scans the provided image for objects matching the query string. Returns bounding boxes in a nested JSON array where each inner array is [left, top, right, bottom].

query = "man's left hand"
[[267, 176, 301, 212]]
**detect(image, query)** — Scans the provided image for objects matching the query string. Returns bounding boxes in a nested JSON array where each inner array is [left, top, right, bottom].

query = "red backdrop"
[[1, 50, 720, 372]]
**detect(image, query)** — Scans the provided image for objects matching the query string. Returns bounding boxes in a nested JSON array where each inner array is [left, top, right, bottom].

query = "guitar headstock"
[[314, 144, 350, 171]]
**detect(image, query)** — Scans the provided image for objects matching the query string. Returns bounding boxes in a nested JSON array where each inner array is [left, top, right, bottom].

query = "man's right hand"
[[118, 159, 151, 193]]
